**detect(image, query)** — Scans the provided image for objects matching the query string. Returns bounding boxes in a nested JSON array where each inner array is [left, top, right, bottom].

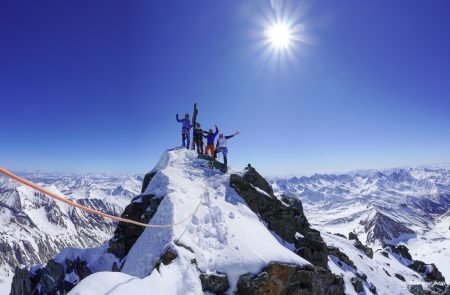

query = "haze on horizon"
[[1, 0, 449, 176]]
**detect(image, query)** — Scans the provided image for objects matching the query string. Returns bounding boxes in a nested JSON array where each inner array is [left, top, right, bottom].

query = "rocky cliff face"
[[236, 262, 344, 295], [362, 211, 416, 244], [230, 165, 330, 268]]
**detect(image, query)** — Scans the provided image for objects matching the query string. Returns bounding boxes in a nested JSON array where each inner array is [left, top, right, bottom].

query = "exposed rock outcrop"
[[236, 262, 344, 295], [197, 154, 228, 173], [11, 257, 91, 295], [141, 171, 156, 193], [408, 261, 446, 282], [395, 273, 406, 281], [199, 272, 230, 294], [230, 165, 329, 268], [328, 246, 357, 269], [108, 194, 163, 259], [154, 248, 178, 272], [348, 232, 373, 258], [350, 276, 364, 293], [384, 243, 413, 260], [383, 243, 448, 287]]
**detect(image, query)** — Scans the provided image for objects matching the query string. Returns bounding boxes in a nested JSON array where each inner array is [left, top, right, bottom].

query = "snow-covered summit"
[[8, 149, 450, 294], [10, 148, 346, 294], [117, 148, 309, 288]]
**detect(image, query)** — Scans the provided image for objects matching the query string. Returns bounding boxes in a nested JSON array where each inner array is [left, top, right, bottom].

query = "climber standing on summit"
[[176, 113, 193, 149], [193, 123, 205, 155], [204, 125, 219, 157], [215, 131, 240, 167]]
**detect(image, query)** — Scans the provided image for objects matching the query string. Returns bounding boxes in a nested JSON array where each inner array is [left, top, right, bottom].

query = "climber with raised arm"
[[203, 125, 219, 157], [215, 131, 240, 167], [193, 123, 205, 155], [176, 113, 193, 149]]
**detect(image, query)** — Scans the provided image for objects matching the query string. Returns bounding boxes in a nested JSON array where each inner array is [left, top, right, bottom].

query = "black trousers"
[[195, 140, 204, 154]]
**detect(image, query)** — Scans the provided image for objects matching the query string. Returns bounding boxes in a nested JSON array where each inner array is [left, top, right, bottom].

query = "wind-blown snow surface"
[[0, 173, 141, 295], [69, 149, 308, 294], [324, 232, 427, 295], [271, 167, 450, 280]]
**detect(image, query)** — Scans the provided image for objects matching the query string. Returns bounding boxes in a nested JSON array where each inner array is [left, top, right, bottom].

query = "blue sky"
[[1, 0, 449, 176]]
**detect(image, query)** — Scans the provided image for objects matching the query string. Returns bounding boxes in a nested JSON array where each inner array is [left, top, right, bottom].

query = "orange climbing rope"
[[0, 168, 201, 228]]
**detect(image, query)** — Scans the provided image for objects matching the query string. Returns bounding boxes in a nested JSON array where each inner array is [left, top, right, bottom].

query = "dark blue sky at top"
[[1, 0, 449, 175]]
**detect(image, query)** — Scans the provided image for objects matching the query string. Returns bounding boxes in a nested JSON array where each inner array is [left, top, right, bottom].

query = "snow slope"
[[324, 232, 426, 295], [0, 173, 140, 295], [68, 148, 309, 294], [271, 167, 450, 280], [9, 149, 449, 294]]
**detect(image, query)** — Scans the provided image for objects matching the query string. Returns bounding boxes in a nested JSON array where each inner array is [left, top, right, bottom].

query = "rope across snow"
[[0, 168, 202, 228]]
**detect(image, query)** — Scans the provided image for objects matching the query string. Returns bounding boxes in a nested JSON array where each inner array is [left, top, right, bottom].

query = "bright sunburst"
[[265, 23, 293, 49], [253, 0, 311, 64]]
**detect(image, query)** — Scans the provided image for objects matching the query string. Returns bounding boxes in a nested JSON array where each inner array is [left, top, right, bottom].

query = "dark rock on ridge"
[[350, 276, 364, 293], [236, 262, 344, 295], [108, 194, 162, 259], [230, 166, 329, 268], [328, 246, 357, 269], [199, 272, 230, 294], [348, 232, 374, 259]]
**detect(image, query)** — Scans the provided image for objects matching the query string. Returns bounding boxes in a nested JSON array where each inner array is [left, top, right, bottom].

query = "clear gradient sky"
[[1, 0, 449, 176]]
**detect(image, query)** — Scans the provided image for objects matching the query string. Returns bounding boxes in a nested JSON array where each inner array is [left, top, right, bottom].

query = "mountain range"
[[0, 173, 141, 293], [0, 152, 449, 294], [271, 166, 450, 280]]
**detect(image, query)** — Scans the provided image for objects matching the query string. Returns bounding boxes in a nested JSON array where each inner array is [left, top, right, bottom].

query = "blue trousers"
[[216, 147, 228, 166]]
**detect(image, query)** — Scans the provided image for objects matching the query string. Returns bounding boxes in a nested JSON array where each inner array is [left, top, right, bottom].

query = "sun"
[[252, 0, 310, 64], [265, 22, 293, 50]]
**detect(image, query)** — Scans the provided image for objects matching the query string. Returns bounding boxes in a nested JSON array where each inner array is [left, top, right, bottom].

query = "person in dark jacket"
[[203, 125, 218, 157], [215, 131, 239, 167], [193, 123, 205, 155], [176, 113, 193, 148]]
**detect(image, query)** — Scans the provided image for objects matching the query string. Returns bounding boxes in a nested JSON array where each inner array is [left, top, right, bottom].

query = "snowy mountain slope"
[[120, 149, 308, 288], [325, 232, 426, 295], [0, 172, 141, 208], [408, 213, 450, 284], [11, 149, 346, 295], [271, 167, 450, 280], [0, 173, 140, 294], [10, 149, 449, 294]]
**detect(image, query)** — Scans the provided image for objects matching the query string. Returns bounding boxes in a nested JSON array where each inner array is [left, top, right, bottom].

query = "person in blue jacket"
[[176, 113, 193, 148], [203, 125, 218, 156]]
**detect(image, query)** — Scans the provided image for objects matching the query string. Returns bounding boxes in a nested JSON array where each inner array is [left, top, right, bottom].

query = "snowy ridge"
[[5, 151, 449, 294], [67, 148, 308, 294]]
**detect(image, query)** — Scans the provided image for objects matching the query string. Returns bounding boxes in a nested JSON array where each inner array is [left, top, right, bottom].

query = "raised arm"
[[225, 131, 240, 140], [214, 125, 219, 136], [176, 114, 181, 122]]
